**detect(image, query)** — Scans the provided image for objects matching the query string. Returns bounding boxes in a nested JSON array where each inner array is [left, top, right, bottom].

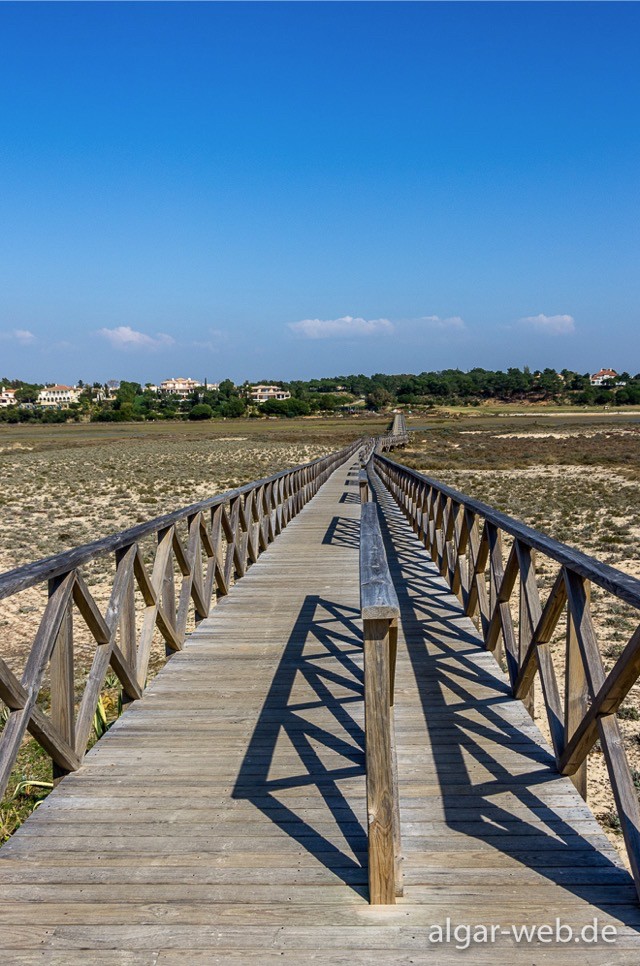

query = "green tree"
[[261, 398, 310, 417], [221, 397, 246, 417], [114, 381, 142, 407], [365, 387, 392, 411], [15, 384, 42, 404], [218, 378, 236, 398], [188, 403, 214, 421]]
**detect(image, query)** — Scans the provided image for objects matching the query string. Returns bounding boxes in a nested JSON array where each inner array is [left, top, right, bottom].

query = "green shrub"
[[188, 403, 214, 421]]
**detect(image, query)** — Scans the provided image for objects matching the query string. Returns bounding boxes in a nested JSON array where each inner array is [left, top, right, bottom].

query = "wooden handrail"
[[0, 440, 363, 801], [375, 432, 409, 454], [361, 502, 400, 622], [359, 493, 402, 905], [374, 451, 640, 900], [374, 455, 640, 610]]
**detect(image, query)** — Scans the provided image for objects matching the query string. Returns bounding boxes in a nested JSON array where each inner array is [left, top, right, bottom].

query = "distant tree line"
[[288, 368, 640, 410], [2, 367, 639, 423], [284, 368, 640, 409]]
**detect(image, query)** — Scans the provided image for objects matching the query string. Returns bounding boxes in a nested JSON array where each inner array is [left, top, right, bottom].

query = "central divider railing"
[[0, 440, 363, 800], [359, 463, 403, 905]]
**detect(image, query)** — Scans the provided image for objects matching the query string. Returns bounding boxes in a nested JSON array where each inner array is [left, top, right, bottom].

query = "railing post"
[[517, 543, 538, 719], [116, 545, 137, 706], [388, 616, 403, 897], [359, 469, 370, 504], [565, 580, 589, 799], [360, 500, 403, 904], [363, 616, 398, 904], [161, 525, 179, 651], [49, 573, 75, 785]]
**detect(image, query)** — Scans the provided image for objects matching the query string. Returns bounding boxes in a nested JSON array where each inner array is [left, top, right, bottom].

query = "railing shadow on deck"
[[231, 593, 368, 895], [322, 516, 360, 548], [372, 477, 640, 920]]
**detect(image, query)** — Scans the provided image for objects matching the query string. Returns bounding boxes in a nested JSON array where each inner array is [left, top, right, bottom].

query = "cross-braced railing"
[[375, 432, 409, 453], [0, 442, 362, 800], [374, 451, 640, 898]]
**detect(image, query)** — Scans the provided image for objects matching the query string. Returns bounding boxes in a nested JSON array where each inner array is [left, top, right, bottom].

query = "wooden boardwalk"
[[1, 459, 640, 962]]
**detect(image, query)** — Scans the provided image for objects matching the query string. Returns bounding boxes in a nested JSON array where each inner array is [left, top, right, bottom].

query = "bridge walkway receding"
[[1, 459, 639, 962]]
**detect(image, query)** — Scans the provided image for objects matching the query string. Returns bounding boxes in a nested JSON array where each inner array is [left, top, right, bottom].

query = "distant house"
[[590, 368, 622, 387], [159, 377, 204, 397], [0, 388, 18, 408], [250, 384, 291, 403], [37, 385, 81, 408]]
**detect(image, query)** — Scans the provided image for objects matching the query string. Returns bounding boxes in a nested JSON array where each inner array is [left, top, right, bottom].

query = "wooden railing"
[[359, 475, 402, 904], [374, 451, 640, 898], [375, 432, 408, 453], [0, 441, 362, 800]]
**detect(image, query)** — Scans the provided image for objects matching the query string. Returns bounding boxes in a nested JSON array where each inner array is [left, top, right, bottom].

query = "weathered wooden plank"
[[360, 503, 399, 621], [48, 577, 75, 783], [363, 617, 398, 904], [565, 583, 589, 799]]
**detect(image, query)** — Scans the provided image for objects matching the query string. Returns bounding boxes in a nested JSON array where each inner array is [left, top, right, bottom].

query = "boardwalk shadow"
[[322, 516, 360, 548], [232, 594, 368, 895], [372, 479, 640, 920]]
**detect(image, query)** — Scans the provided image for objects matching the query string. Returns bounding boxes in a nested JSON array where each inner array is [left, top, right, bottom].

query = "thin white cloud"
[[288, 315, 393, 340], [419, 315, 466, 331], [98, 326, 175, 350], [518, 313, 576, 335], [14, 328, 36, 345], [0, 328, 37, 345], [191, 328, 231, 352]]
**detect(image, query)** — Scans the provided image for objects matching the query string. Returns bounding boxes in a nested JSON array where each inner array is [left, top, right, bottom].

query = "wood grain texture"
[[363, 617, 397, 904], [360, 503, 400, 620]]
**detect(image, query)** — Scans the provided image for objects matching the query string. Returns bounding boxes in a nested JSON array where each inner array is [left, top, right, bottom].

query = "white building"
[[250, 384, 291, 403], [0, 388, 18, 408], [590, 368, 623, 387], [160, 377, 204, 397], [37, 385, 81, 408]]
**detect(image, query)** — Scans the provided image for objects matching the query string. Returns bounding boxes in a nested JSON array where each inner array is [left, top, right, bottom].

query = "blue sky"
[[0, 1, 638, 384]]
